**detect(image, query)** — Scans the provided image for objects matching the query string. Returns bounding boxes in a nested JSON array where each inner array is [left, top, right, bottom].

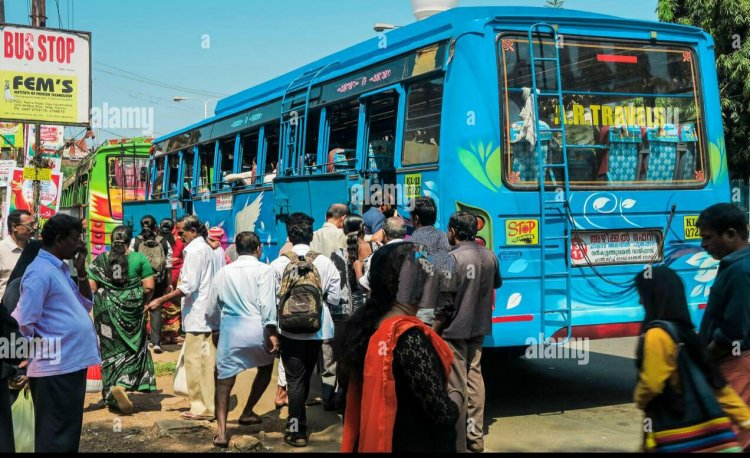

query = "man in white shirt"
[[270, 212, 340, 447], [310, 204, 348, 258], [0, 210, 36, 298], [358, 216, 406, 291], [209, 231, 280, 447], [146, 215, 218, 421]]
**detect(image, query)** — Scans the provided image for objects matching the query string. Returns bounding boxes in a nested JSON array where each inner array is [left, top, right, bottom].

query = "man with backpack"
[[134, 215, 172, 353], [270, 212, 340, 447]]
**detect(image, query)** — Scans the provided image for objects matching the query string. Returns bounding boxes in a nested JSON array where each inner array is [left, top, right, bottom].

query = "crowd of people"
[[1, 200, 750, 452]]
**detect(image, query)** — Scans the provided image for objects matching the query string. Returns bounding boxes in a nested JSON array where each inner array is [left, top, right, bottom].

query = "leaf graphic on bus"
[[690, 284, 704, 297], [507, 292, 522, 310], [695, 267, 717, 283], [508, 258, 529, 274], [485, 146, 502, 189], [685, 252, 708, 267], [709, 140, 727, 184], [458, 147, 496, 192], [621, 199, 636, 209], [593, 197, 610, 211]]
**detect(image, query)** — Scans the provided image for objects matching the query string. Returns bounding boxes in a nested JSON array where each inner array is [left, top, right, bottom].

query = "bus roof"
[[154, 5, 707, 146]]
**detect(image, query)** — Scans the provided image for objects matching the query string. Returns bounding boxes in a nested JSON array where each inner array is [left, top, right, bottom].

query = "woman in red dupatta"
[[335, 242, 458, 453]]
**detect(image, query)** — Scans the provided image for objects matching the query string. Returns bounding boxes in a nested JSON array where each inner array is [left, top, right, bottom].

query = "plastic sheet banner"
[[2, 167, 63, 236], [0, 25, 91, 125]]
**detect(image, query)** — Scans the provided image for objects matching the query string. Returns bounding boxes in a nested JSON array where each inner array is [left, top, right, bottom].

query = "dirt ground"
[[79, 343, 342, 453]]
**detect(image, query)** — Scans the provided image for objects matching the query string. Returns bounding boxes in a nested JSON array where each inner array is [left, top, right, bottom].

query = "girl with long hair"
[[336, 242, 458, 452], [88, 225, 157, 414], [634, 265, 750, 451]]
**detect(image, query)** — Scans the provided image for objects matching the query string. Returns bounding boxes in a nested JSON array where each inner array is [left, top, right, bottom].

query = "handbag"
[[173, 344, 188, 397], [645, 320, 743, 453], [11, 386, 34, 453]]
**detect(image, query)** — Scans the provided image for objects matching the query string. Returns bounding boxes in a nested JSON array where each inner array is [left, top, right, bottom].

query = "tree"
[[545, 0, 565, 7], [657, 0, 750, 179]]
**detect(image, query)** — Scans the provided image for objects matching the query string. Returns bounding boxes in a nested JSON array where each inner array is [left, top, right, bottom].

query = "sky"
[[2, 0, 658, 145]]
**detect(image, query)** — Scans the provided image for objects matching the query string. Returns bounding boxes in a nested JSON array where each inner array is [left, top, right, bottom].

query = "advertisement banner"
[[24, 124, 65, 162], [570, 230, 662, 267], [0, 122, 24, 147], [4, 167, 64, 225], [0, 160, 15, 187], [0, 25, 91, 125]]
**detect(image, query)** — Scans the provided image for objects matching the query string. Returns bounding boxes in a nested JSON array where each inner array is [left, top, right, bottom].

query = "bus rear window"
[[498, 35, 706, 188], [107, 156, 149, 202]]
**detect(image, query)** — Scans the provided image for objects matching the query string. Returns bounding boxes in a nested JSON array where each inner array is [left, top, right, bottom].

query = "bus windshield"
[[107, 156, 149, 201], [498, 35, 705, 188]]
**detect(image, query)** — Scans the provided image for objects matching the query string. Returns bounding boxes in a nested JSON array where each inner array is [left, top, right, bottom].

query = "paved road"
[[482, 337, 643, 452]]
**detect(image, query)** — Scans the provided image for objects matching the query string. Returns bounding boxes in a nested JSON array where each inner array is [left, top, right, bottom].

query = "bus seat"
[[677, 123, 698, 181], [510, 120, 552, 183], [645, 124, 679, 182], [606, 126, 642, 182]]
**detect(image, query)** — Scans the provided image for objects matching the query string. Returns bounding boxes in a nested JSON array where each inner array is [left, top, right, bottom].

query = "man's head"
[[696, 203, 749, 260], [235, 231, 262, 258], [286, 212, 315, 246], [41, 214, 84, 260], [383, 217, 406, 243], [159, 218, 174, 237], [448, 212, 478, 246], [207, 226, 225, 249], [326, 204, 349, 229], [411, 196, 437, 228], [177, 215, 205, 245], [370, 190, 394, 216], [7, 209, 36, 244]]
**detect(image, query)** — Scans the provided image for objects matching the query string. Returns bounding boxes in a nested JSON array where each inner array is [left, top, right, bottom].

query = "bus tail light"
[[475, 236, 486, 246]]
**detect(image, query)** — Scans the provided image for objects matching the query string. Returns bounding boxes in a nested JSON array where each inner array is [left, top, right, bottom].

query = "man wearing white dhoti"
[[207, 231, 280, 448]]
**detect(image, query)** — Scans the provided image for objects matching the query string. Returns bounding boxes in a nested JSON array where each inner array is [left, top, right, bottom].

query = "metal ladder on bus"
[[528, 23, 573, 345], [280, 62, 336, 176]]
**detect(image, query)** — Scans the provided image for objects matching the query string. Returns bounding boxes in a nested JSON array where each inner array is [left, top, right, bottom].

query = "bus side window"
[[263, 124, 280, 183], [303, 109, 321, 175], [219, 137, 235, 190], [402, 78, 443, 166], [197, 142, 215, 194], [151, 158, 164, 199], [182, 149, 195, 194], [365, 91, 398, 173], [239, 130, 260, 186], [326, 99, 359, 173], [167, 154, 179, 196]]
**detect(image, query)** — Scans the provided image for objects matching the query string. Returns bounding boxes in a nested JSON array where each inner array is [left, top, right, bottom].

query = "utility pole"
[[31, 0, 45, 218], [0, 0, 6, 24]]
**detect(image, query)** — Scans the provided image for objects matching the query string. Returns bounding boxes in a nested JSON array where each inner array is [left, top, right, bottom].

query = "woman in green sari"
[[88, 225, 156, 414]]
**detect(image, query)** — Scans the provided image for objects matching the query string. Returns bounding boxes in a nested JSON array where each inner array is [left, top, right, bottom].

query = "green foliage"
[[657, 0, 750, 178], [545, 0, 565, 7], [154, 361, 176, 377]]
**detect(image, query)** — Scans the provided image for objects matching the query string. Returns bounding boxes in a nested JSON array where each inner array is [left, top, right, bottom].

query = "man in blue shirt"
[[362, 190, 394, 236], [12, 214, 99, 453], [697, 203, 750, 450]]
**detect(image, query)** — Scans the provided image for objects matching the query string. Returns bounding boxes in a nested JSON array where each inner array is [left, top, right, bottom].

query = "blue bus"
[[125, 6, 729, 347]]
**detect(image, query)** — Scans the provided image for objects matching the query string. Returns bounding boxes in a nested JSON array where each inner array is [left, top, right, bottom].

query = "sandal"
[[213, 435, 229, 448], [238, 414, 262, 426], [284, 433, 308, 447], [110, 386, 133, 415]]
